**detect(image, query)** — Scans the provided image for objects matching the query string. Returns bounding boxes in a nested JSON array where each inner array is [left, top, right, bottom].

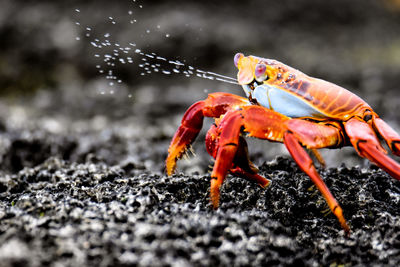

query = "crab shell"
[[235, 53, 374, 121]]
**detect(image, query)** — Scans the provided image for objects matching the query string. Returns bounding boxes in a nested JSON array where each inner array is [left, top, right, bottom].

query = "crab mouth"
[[241, 80, 261, 97], [249, 82, 257, 89]]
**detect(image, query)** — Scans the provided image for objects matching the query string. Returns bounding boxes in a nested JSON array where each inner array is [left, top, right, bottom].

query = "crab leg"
[[209, 112, 244, 207], [209, 106, 290, 208], [206, 123, 270, 188], [211, 105, 350, 233], [283, 132, 349, 234], [345, 118, 400, 180], [166, 93, 249, 176], [281, 121, 350, 233]]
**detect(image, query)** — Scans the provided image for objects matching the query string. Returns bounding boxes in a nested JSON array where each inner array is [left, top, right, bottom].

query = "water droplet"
[[165, 33, 170, 38], [75, 37, 81, 41], [146, 30, 150, 34], [75, 9, 80, 13], [156, 56, 167, 61], [128, 10, 133, 15], [104, 33, 110, 38], [86, 27, 91, 31], [157, 25, 161, 29]]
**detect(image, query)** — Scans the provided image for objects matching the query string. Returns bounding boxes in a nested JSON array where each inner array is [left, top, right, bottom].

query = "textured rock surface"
[[0, 153, 399, 266]]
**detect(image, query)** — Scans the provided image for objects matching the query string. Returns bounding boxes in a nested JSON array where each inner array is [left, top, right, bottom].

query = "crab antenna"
[[205, 71, 237, 81]]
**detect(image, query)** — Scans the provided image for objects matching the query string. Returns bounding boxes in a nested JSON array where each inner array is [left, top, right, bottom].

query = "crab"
[[165, 53, 400, 234]]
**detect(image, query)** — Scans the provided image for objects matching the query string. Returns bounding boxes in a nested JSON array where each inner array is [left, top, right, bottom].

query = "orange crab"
[[166, 53, 400, 234]]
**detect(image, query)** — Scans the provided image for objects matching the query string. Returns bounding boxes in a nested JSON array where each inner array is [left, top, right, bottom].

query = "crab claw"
[[373, 117, 400, 157], [165, 101, 205, 176], [345, 118, 400, 181]]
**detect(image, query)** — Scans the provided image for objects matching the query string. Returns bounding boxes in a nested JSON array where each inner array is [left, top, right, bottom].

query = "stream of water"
[[74, 1, 238, 97]]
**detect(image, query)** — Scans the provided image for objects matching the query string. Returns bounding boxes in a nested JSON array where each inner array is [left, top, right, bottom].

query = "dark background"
[[0, 0, 400, 266]]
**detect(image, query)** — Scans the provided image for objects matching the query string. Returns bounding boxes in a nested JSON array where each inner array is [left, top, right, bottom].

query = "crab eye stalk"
[[234, 53, 244, 68], [255, 63, 268, 82]]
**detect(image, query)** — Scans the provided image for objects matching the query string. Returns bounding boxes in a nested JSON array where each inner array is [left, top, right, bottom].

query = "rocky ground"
[[1, 0, 400, 266]]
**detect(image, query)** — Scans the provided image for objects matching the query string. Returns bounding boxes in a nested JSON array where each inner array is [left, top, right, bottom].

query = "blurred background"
[[1, 0, 400, 174]]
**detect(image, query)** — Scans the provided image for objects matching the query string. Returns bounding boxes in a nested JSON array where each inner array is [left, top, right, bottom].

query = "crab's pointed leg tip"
[[165, 155, 176, 176], [210, 178, 221, 209], [258, 175, 271, 188], [166, 167, 173, 177], [334, 206, 350, 235], [210, 194, 220, 210], [342, 222, 351, 236]]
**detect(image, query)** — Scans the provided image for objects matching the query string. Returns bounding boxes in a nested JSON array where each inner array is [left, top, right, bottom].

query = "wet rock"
[[0, 155, 398, 266]]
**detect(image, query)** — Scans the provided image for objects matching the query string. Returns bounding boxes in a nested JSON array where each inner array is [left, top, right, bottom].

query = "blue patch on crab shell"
[[252, 84, 326, 118], [241, 85, 251, 97]]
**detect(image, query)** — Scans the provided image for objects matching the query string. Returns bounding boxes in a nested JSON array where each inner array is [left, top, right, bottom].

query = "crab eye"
[[255, 63, 267, 82], [234, 53, 244, 68]]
